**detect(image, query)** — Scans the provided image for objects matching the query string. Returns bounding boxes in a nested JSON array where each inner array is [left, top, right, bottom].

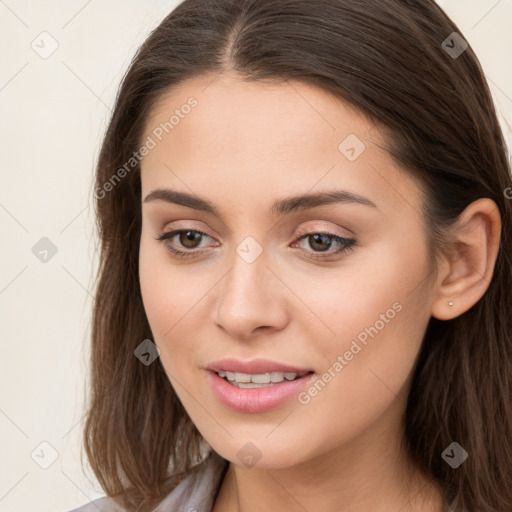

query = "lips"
[[206, 358, 313, 375], [207, 369, 316, 413]]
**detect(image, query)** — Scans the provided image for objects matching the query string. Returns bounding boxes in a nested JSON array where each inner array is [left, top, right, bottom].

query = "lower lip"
[[207, 370, 316, 413]]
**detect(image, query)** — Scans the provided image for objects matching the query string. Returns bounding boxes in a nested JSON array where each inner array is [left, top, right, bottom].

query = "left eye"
[[292, 232, 355, 256], [156, 229, 355, 260]]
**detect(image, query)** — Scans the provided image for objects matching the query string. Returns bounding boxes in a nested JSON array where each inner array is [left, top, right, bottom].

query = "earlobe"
[[430, 198, 501, 321], [431, 298, 456, 321]]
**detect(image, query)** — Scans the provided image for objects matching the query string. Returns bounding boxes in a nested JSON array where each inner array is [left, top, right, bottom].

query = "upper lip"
[[206, 358, 313, 375]]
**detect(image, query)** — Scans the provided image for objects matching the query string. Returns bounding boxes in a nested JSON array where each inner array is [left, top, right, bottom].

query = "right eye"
[[155, 229, 218, 259]]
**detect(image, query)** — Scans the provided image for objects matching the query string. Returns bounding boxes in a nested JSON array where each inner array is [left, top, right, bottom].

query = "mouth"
[[205, 359, 316, 413], [207, 367, 316, 413]]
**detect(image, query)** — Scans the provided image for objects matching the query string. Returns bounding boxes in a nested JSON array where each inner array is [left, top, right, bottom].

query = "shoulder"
[[66, 451, 229, 512], [65, 494, 125, 512]]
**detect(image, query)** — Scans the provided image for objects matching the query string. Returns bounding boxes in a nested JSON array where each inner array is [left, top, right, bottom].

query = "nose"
[[212, 249, 289, 340]]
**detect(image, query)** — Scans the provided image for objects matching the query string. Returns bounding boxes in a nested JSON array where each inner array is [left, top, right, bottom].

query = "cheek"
[[285, 234, 429, 345], [139, 233, 201, 335], [139, 237, 194, 367], [295, 241, 431, 434], [138, 234, 221, 391]]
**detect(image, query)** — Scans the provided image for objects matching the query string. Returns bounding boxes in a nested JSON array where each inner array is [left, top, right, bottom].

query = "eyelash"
[[155, 228, 356, 261]]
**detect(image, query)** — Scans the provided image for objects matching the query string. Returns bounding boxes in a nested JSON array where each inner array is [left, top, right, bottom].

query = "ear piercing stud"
[[448, 301, 454, 306]]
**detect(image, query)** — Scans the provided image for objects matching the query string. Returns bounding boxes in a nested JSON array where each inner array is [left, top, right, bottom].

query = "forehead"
[[140, 73, 425, 217], [143, 72, 376, 150]]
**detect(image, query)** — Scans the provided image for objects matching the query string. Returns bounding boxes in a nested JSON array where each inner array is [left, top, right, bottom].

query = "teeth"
[[235, 372, 252, 383], [270, 372, 284, 382], [231, 381, 272, 388], [251, 373, 271, 384], [218, 371, 300, 384]]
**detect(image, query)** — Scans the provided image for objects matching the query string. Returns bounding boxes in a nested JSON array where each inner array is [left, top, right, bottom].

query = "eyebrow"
[[143, 188, 378, 216]]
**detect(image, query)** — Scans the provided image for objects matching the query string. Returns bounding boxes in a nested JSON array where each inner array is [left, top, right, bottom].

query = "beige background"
[[0, 1, 511, 510]]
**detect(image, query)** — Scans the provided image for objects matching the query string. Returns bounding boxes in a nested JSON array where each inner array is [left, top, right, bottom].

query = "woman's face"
[[139, 73, 436, 468]]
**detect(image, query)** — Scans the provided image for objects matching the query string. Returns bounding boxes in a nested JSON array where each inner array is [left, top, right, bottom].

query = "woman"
[[69, 0, 512, 511]]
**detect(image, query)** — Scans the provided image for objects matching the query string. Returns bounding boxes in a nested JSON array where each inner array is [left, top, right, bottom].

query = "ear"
[[431, 198, 501, 321]]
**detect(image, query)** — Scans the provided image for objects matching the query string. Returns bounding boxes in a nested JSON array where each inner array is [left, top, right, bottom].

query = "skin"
[[138, 72, 501, 512]]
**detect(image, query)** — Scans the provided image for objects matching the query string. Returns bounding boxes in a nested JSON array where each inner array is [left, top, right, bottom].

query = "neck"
[[213, 401, 445, 512]]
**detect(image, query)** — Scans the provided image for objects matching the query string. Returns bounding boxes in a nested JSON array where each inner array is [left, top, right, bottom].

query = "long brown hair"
[[83, 1, 512, 510]]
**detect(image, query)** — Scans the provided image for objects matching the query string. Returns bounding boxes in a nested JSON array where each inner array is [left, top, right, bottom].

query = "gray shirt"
[[66, 451, 228, 512], [66, 452, 460, 512]]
